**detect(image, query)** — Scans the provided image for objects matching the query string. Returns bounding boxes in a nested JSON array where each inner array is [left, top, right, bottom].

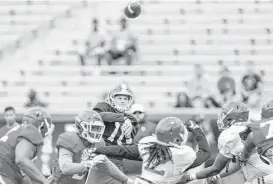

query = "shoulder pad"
[[18, 124, 43, 146], [139, 135, 156, 144], [56, 132, 83, 153], [93, 102, 112, 112], [175, 145, 196, 163], [218, 126, 246, 158]]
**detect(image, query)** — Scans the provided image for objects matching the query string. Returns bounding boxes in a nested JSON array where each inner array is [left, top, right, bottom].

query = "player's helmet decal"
[[106, 84, 134, 112], [261, 99, 273, 119], [23, 107, 53, 140], [217, 101, 249, 130], [155, 117, 188, 146], [75, 110, 105, 143]]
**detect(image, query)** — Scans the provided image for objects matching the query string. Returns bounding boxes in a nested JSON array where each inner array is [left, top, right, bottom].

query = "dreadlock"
[[142, 142, 173, 169]]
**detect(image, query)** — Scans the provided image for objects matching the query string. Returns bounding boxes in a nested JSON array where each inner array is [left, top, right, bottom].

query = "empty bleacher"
[[0, 0, 272, 112]]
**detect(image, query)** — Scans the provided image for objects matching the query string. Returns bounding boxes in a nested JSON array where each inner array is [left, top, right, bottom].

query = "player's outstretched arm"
[[93, 102, 126, 123], [196, 153, 230, 179], [186, 126, 211, 170], [94, 144, 142, 161], [15, 138, 48, 184], [58, 148, 88, 175], [180, 153, 231, 183], [99, 112, 126, 123], [208, 160, 242, 183], [241, 132, 255, 162]]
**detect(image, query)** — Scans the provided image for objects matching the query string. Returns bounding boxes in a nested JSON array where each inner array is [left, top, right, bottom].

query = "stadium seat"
[[1, 0, 273, 111]]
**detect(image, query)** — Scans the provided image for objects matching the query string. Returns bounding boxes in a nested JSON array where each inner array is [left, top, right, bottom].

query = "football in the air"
[[124, 1, 141, 19]]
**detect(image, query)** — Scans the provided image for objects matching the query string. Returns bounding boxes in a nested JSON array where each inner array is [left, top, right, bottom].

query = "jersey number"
[[107, 122, 125, 145], [260, 120, 273, 139]]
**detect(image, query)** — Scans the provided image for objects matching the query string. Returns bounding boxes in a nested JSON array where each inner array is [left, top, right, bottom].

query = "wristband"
[[123, 178, 133, 184], [190, 173, 197, 180]]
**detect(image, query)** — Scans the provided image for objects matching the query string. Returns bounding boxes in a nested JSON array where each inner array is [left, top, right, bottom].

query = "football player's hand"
[[184, 119, 199, 132], [47, 175, 55, 184], [122, 118, 133, 136], [84, 154, 107, 168], [207, 175, 220, 184], [81, 148, 97, 161], [180, 174, 192, 184], [20, 175, 32, 184], [125, 177, 134, 184]]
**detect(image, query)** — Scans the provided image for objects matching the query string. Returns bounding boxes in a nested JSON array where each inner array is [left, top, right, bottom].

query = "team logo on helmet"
[[217, 101, 249, 130], [75, 110, 105, 143], [106, 84, 134, 112]]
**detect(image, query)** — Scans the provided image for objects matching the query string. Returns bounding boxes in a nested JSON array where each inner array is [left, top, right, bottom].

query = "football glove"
[[83, 155, 107, 169], [122, 118, 133, 136], [184, 119, 199, 132]]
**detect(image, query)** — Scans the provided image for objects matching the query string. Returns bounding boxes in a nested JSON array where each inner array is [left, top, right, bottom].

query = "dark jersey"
[[242, 119, 273, 155], [51, 132, 105, 184], [0, 124, 43, 183], [93, 102, 138, 146]]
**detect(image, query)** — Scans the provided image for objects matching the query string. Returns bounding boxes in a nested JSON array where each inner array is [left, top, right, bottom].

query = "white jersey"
[[218, 125, 273, 183], [137, 136, 196, 184]]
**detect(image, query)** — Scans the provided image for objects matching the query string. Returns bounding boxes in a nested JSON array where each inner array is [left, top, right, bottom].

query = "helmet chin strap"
[[43, 123, 54, 144]]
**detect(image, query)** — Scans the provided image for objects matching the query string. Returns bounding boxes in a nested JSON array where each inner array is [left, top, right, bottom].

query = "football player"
[[180, 101, 273, 184], [0, 107, 53, 184], [93, 83, 138, 147], [92, 83, 138, 183], [207, 152, 273, 184], [49, 110, 109, 184], [240, 99, 273, 166], [92, 117, 211, 184]]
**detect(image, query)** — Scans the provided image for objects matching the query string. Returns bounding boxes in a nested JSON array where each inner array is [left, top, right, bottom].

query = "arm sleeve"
[[94, 144, 142, 161], [186, 127, 211, 170], [219, 161, 241, 178], [58, 148, 87, 175], [93, 102, 110, 113], [93, 102, 126, 123], [99, 112, 125, 123]]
